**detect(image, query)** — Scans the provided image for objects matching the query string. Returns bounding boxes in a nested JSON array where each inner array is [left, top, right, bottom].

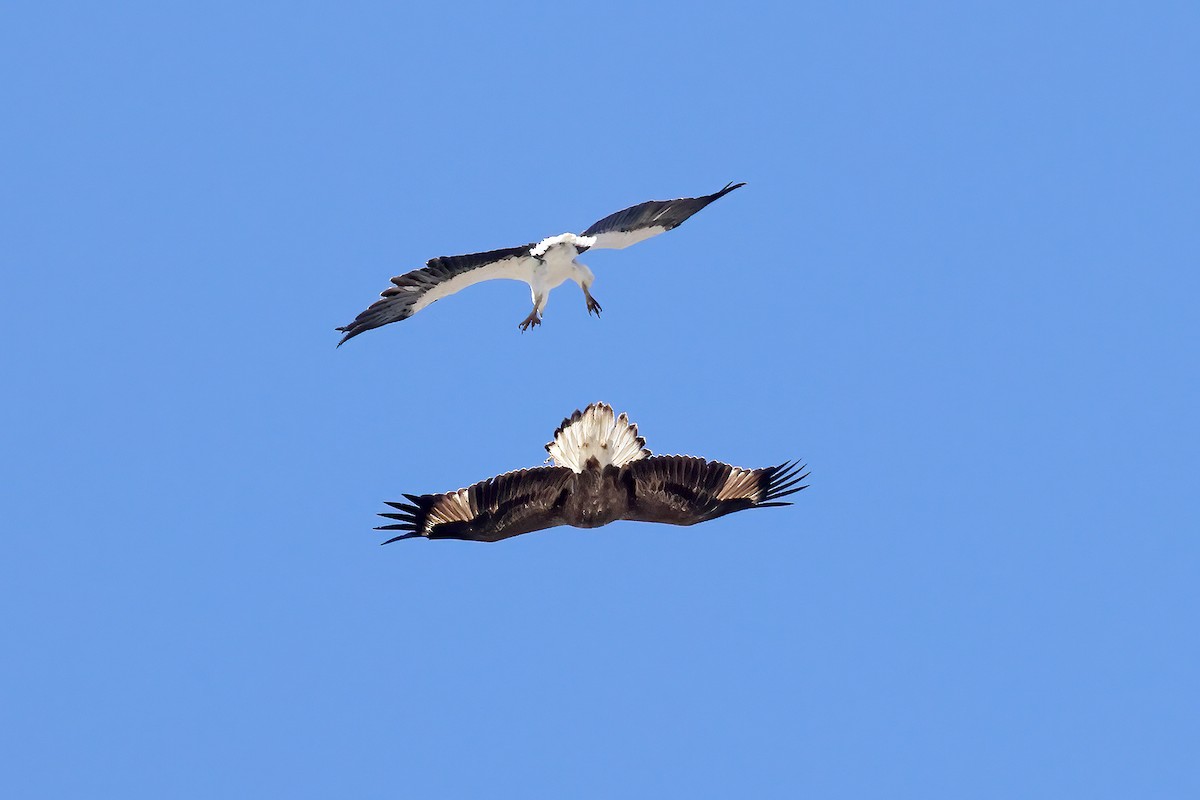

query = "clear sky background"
[[2, 2, 1197, 797]]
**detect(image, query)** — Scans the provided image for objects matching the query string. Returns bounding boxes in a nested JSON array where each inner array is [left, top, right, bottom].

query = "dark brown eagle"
[[376, 403, 808, 543]]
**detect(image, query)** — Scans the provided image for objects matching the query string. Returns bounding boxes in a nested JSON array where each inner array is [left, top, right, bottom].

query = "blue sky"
[[2, 1, 1197, 796]]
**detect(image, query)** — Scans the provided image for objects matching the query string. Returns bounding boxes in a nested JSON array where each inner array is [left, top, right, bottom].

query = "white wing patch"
[[412, 255, 538, 313], [546, 402, 650, 473], [426, 489, 475, 532], [716, 467, 762, 502], [586, 226, 669, 251]]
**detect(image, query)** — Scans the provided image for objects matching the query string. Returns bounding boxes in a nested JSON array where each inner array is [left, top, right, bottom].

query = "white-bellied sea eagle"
[[336, 183, 745, 344]]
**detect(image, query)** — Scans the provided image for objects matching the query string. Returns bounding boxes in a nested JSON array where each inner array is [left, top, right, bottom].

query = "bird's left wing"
[[336, 244, 538, 345], [580, 182, 745, 251], [621, 456, 807, 526], [376, 466, 575, 543]]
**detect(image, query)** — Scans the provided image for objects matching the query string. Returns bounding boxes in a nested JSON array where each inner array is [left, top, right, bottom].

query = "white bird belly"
[[531, 245, 579, 294]]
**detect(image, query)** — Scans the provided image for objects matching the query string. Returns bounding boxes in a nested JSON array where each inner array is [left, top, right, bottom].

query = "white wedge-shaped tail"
[[545, 402, 650, 473]]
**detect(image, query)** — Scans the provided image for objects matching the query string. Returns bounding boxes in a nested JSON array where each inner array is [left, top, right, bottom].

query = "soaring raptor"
[[375, 402, 807, 544], [336, 183, 745, 344]]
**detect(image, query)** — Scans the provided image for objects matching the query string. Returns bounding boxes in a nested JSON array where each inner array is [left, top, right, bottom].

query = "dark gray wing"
[[336, 244, 537, 345], [621, 456, 806, 526], [376, 466, 575, 543], [581, 182, 745, 250]]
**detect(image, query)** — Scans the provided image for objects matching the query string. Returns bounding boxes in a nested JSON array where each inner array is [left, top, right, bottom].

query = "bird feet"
[[585, 295, 603, 317], [518, 310, 542, 331]]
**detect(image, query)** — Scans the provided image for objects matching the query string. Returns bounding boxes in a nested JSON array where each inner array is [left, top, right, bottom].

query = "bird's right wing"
[[580, 182, 745, 250], [376, 466, 575, 543], [336, 244, 538, 345], [621, 456, 807, 526]]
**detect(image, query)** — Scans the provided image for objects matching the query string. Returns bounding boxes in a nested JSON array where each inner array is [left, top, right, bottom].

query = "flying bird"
[[375, 402, 807, 543], [336, 182, 745, 344]]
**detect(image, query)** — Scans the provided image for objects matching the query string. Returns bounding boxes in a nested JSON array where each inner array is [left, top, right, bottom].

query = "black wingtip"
[[716, 181, 747, 197], [376, 530, 423, 545], [372, 493, 433, 544], [761, 460, 809, 503]]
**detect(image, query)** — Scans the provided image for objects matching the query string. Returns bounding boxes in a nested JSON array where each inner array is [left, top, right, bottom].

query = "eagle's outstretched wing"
[[580, 182, 745, 251], [621, 456, 807, 526], [336, 244, 537, 345], [376, 466, 574, 543]]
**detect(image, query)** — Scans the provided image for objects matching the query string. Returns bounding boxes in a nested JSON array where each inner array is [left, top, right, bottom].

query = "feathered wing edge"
[[581, 181, 746, 249], [374, 496, 427, 544], [752, 459, 811, 506], [618, 455, 808, 527], [335, 243, 535, 345], [374, 466, 573, 544]]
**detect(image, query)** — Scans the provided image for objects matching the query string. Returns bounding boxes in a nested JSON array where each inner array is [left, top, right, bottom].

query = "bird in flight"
[[336, 182, 745, 344], [375, 402, 807, 544]]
